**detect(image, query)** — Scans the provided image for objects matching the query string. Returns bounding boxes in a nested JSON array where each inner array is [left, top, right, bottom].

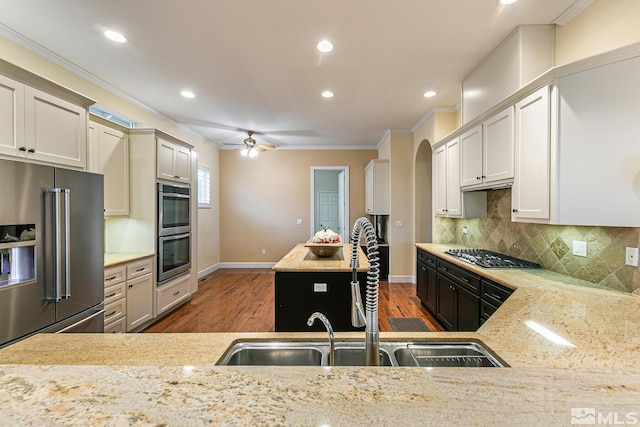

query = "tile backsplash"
[[435, 189, 640, 294]]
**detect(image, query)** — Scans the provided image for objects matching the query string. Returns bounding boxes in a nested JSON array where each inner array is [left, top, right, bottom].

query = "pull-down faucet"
[[307, 312, 334, 366], [349, 217, 381, 366]]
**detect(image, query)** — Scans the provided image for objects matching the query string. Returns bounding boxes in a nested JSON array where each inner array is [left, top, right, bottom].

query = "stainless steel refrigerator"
[[1, 159, 105, 348]]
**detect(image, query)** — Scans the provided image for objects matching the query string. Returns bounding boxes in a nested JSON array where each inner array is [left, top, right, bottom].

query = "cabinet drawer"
[[104, 299, 126, 324], [481, 279, 514, 307], [104, 265, 126, 287], [416, 249, 437, 270], [104, 316, 127, 333], [126, 257, 153, 280], [480, 299, 498, 324], [104, 281, 126, 306], [437, 259, 480, 295], [157, 275, 190, 315]]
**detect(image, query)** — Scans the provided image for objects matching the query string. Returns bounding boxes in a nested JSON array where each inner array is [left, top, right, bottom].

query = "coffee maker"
[[371, 215, 388, 244]]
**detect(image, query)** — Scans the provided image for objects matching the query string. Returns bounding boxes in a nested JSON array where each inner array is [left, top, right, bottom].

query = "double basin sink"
[[218, 340, 506, 367]]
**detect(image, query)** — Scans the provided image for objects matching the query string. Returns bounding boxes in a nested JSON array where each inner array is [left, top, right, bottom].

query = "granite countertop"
[[272, 243, 370, 272], [1, 242, 640, 425], [104, 252, 155, 268]]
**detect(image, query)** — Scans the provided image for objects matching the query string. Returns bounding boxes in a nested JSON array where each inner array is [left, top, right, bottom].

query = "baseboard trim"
[[217, 262, 277, 269], [198, 264, 221, 279], [388, 275, 415, 284]]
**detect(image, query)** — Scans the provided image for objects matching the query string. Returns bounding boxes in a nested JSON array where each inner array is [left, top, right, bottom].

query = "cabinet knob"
[[128, 284, 133, 288], [512, 208, 518, 213], [476, 176, 481, 180], [18, 146, 27, 151], [28, 148, 35, 153]]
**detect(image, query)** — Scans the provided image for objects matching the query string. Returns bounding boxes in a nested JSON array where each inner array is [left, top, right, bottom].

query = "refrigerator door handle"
[[47, 188, 71, 301], [61, 188, 71, 299]]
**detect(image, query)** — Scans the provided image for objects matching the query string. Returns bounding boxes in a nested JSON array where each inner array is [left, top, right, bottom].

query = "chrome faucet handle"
[[350, 281, 366, 328], [307, 312, 334, 366]]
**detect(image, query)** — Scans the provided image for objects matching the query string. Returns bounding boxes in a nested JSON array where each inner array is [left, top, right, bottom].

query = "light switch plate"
[[572, 240, 587, 257], [626, 247, 639, 267], [396, 221, 403, 228], [296, 218, 303, 225]]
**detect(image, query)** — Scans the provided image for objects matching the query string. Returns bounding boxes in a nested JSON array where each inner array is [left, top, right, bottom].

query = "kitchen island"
[[1, 242, 640, 426], [272, 243, 371, 331]]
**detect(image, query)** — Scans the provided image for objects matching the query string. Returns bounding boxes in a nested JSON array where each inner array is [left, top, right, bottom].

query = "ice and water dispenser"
[[0, 224, 36, 288]]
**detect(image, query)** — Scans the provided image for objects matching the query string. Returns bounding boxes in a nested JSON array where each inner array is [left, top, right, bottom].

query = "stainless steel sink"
[[221, 342, 323, 366], [393, 342, 504, 367], [333, 343, 393, 366], [217, 341, 506, 367]]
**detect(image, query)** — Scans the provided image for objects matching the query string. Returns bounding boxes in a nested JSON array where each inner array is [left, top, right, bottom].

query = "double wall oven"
[[157, 182, 191, 283]]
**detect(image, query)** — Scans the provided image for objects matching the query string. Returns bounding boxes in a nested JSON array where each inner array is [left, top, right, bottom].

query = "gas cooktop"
[[444, 249, 540, 269]]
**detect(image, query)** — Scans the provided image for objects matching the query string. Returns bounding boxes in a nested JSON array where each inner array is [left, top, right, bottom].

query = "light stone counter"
[[1, 243, 640, 425], [272, 243, 370, 272], [104, 252, 154, 268], [417, 243, 640, 368]]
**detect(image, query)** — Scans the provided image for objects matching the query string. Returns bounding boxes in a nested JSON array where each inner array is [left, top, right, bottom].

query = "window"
[[89, 105, 137, 128], [197, 166, 211, 209]]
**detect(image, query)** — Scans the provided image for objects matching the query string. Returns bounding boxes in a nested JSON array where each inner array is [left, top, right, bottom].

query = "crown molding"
[[553, 0, 594, 26]]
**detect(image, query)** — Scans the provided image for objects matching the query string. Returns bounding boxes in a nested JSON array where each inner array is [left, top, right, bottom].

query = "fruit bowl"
[[305, 242, 343, 258]]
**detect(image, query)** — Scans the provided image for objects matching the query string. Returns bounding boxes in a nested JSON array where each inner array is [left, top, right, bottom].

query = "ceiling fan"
[[225, 130, 277, 157]]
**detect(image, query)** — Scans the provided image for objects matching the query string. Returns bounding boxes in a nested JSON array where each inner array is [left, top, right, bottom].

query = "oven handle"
[[159, 233, 191, 243]]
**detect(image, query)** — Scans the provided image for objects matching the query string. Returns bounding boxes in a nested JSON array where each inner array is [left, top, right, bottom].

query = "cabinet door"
[[433, 145, 448, 216], [364, 164, 374, 214], [174, 144, 191, 183], [0, 75, 25, 157], [483, 107, 514, 183], [436, 274, 456, 331], [513, 86, 550, 220], [157, 138, 176, 181], [456, 285, 480, 332], [460, 125, 483, 187], [126, 274, 153, 331], [90, 123, 129, 216], [416, 262, 428, 304], [24, 86, 87, 168], [445, 139, 461, 217]]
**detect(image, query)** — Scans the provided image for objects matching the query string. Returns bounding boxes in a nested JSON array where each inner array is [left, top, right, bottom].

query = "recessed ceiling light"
[[104, 30, 127, 43], [500, 0, 517, 4], [317, 40, 333, 53], [322, 91, 334, 98], [181, 90, 196, 99], [423, 91, 437, 98]]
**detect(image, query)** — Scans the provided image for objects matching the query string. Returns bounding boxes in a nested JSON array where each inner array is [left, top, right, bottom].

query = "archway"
[[414, 139, 433, 243]]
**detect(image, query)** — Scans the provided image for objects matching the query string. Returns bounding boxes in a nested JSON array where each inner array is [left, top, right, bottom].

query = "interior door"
[[318, 191, 340, 235]]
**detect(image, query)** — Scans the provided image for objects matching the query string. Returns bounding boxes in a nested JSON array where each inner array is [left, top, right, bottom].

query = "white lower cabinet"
[[103, 256, 155, 333], [156, 274, 191, 316], [103, 265, 127, 332], [125, 257, 154, 332]]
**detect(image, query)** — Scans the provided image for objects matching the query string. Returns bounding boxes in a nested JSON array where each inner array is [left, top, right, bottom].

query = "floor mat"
[[388, 317, 430, 332]]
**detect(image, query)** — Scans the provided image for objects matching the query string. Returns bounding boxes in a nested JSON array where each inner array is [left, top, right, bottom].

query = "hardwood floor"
[[144, 269, 444, 333]]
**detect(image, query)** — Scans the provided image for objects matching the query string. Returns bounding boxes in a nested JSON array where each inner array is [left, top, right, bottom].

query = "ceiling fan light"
[[240, 148, 249, 157], [248, 149, 258, 158]]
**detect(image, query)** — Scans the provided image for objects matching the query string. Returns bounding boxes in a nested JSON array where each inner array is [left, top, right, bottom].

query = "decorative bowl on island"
[[305, 242, 343, 258], [305, 227, 342, 257]]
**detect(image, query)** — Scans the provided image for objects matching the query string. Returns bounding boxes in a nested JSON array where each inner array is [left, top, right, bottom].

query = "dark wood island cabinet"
[[273, 244, 370, 332]]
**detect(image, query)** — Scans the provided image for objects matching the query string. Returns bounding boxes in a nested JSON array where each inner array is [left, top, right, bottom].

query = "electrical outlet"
[[626, 247, 639, 267], [261, 248, 267, 255], [462, 226, 468, 235], [572, 240, 587, 257], [396, 221, 403, 228], [296, 218, 303, 225]]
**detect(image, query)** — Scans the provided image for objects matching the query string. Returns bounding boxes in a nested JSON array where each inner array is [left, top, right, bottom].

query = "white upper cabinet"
[[512, 86, 550, 222], [0, 75, 25, 157], [23, 87, 87, 168], [461, 107, 514, 191], [482, 107, 514, 184], [435, 138, 487, 219], [157, 137, 191, 184], [88, 120, 130, 216], [0, 63, 93, 169], [365, 159, 389, 215]]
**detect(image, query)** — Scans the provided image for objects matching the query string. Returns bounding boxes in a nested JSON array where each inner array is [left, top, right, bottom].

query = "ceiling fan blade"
[[258, 144, 276, 150], [254, 146, 266, 152]]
